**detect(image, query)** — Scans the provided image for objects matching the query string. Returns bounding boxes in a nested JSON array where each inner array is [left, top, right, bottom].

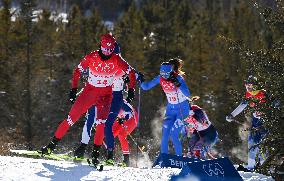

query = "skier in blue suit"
[[139, 58, 191, 156]]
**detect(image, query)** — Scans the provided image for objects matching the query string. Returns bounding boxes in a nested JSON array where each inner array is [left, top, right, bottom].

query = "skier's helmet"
[[245, 75, 258, 85], [160, 62, 173, 79], [100, 34, 116, 55], [245, 75, 258, 92]]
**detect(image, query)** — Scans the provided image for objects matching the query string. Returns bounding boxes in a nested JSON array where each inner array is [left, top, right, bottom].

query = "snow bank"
[[0, 156, 274, 181]]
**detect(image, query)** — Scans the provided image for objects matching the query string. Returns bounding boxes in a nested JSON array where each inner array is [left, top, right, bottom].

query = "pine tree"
[[19, 0, 37, 149]]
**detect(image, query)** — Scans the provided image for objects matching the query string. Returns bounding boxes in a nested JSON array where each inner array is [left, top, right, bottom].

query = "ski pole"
[[136, 81, 142, 166], [128, 133, 145, 153]]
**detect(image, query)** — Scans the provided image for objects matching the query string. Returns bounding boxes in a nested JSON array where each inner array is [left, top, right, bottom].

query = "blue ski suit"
[[141, 72, 191, 156]]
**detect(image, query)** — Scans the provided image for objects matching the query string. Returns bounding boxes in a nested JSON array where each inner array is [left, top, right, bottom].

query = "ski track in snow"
[[0, 156, 274, 181]]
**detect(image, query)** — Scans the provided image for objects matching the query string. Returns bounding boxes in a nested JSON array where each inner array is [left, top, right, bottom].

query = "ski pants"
[[247, 116, 267, 170], [81, 95, 137, 154], [80, 91, 123, 146], [112, 110, 138, 154], [161, 100, 190, 156], [188, 124, 218, 158], [54, 84, 112, 146]]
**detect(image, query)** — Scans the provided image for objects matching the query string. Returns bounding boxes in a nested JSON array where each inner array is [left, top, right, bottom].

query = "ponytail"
[[169, 58, 185, 75]]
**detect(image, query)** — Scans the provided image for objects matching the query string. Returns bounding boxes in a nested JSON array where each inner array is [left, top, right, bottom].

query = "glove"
[[69, 88, 78, 104], [117, 118, 125, 125], [126, 88, 135, 103], [169, 75, 181, 87], [122, 74, 130, 83], [137, 72, 145, 83], [226, 115, 234, 122]]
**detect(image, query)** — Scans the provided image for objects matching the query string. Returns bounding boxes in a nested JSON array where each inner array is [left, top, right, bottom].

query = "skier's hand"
[[226, 115, 234, 122], [69, 88, 78, 104], [117, 118, 125, 125], [137, 72, 145, 83], [122, 74, 130, 83], [191, 96, 200, 101], [126, 88, 135, 103], [169, 75, 181, 87]]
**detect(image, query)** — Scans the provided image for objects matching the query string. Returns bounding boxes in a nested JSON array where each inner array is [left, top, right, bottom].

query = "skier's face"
[[245, 83, 254, 92], [101, 46, 114, 56], [160, 71, 171, 79], [160, 64, 173, 79]]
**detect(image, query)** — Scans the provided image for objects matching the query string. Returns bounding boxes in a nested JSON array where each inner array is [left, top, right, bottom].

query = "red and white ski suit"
[[54, 50, 136, 146], [112, 102, 138, 154]]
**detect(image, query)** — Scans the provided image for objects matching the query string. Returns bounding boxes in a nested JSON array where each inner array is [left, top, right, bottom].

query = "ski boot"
[[104, 149, 115, 166], [90, 144, 101, 166], [237, 164, 252, 172], [74, 143, 87, 159], [118, 154, 129, 167], [40, 137, 60, 155]]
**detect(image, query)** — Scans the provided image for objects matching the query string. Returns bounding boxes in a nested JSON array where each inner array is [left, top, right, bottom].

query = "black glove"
[[169, 75, 181, 87], [137, 72, 145, 83], [122, 74, 130, 83], [126, 88, 135, 103], [69, 88, 78, 104], [117, 118, 125, 125]]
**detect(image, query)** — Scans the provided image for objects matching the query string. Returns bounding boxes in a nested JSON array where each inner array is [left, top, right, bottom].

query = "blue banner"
[[152, 153, 200, 169], [170, 157, 243, 181]]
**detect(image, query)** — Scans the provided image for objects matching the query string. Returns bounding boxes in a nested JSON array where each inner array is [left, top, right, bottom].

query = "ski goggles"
[[160, 71, 171, 79], [101, 46, 114, 54]]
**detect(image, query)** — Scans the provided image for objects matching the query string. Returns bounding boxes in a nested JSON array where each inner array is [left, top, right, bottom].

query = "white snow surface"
[[0, 156, 274, 181]]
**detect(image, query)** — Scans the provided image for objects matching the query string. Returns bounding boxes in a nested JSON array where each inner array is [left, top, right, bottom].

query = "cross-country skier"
[[183, 105, 218, 159], [74, 97, 138, 166], [139, 58, 191, 156], [73, 42, 137, 166], [109, 100, 138, 166], [226, 75, 268, 171], [40, 34, 136, 167]]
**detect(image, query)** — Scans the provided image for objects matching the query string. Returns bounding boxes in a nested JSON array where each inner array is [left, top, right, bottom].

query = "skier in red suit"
[[40, 34, 136, 165]]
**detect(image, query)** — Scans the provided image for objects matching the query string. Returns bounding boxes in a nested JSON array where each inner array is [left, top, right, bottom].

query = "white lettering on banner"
[[169, 159, 189, 168], [203, 163, 225, 178]]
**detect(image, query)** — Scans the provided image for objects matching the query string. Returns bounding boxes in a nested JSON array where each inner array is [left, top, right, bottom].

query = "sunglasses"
[[160, 71, 171, 79], [101, 46, 114, 53]]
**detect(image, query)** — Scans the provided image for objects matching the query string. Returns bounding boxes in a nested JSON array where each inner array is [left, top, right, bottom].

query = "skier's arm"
[[230, 101, 248, 117], [71, 54, 90, 89], [117, 55, 136, 89], [140, 75, 160, 90], [177, 75, 191, 97]]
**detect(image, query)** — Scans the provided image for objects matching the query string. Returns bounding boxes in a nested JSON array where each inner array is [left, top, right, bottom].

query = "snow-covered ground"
[[0, 156, 274, 181]]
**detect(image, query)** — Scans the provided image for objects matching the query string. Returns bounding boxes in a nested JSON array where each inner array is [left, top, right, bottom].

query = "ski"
[[10, 149, 87, 163]]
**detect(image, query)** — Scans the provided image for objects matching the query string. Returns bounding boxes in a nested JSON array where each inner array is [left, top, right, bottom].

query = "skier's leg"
[[104, 92, 123, 153], [92, 95, 112, 163], [81, 105, 96, 144], [161, 115, 175, 154], [118, 132, 130, 166], [118, 131, 130, 155], [54, 88, 96, 139], [247, 132, 257, 170], [188, 131, 200, 157], [74, 105, 97, 158], [171, 101, 190, 156], [170, 118, 184, 156], [41, 88, 96, 154]]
